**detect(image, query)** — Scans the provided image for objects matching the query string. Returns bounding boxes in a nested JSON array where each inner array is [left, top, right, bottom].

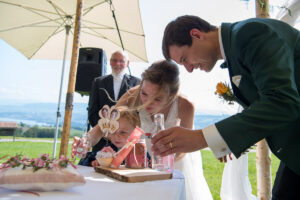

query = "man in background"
[[88, 50, 140, 127]]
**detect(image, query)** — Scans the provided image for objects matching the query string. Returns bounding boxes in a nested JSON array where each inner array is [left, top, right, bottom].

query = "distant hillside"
[[0, 103, 88, 129], [0, 103, 230, 129]]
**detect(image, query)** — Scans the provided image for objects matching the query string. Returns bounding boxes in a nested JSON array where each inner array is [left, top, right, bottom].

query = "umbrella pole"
[[109, 0, 132, 75], [52, 25, 71, 159], [59, 0, 83, 157]]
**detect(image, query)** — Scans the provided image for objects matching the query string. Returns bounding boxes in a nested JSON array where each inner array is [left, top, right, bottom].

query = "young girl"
[[72, 106, 140, 167]]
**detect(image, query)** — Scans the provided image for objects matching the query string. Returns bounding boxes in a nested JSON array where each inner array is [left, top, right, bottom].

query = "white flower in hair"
[[98, 105, 120, 137]]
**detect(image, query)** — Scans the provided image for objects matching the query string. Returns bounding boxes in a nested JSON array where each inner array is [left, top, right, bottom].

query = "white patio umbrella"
[[0, 0, 148, 158], [0, 0, 147, 61], [276, 0, 300, 26]]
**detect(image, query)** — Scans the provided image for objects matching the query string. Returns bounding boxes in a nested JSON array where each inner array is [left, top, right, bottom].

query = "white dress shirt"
[[111, 70, 126, 101], [202, 28, 232, 159]]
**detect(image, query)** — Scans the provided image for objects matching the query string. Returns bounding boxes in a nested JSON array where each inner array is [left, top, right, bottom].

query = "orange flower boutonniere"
[[215, 82, 236, 105]]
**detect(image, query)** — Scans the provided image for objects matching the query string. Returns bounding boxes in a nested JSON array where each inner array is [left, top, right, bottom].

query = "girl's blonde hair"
[[117, 106, 141, 127]]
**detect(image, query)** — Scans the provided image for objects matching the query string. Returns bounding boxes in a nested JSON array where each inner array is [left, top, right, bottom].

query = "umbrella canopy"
[[276, 0, 300, 26], [0, 0, 148, 158], [0, 0, 148, 62]]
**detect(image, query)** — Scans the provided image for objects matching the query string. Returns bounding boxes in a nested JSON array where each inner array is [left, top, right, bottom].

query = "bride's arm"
[[175, 95, 195, 162], [178, 96, 195, 129], [87, 125, 104, 146]]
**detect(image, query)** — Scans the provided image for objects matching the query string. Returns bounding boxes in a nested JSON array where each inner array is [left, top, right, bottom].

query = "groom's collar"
[[218, 27, 226, 61], [219, 23, 234, 69]]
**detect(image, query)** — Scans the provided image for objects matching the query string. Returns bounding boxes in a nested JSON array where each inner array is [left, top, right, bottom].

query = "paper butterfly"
[[98, 105, 120, 137]]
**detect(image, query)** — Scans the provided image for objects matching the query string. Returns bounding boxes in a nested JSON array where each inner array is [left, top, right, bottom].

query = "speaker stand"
[[52, 24, 71, 159]]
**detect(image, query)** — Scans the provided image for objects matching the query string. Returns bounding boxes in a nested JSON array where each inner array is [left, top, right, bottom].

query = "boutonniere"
[[215, 82, 236, 105], [98, 105, 120, 137]]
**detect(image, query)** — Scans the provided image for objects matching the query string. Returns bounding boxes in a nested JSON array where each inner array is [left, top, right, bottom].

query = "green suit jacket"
[[216, 18, 300, 175]]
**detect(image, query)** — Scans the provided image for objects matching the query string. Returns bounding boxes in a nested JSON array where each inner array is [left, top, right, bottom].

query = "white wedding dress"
[[139, 98, 213, 200], [220, 154, 257, 200], [220, 106, 257, 200]]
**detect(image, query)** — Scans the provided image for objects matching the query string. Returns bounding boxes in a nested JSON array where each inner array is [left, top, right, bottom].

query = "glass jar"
[[125, 138, 147, 169], [151, 113, 174, 172]]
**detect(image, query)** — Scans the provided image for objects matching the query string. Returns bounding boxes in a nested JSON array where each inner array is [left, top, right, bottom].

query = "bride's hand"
[[218, 153, 233, 163], [151, 126, 208, 157]]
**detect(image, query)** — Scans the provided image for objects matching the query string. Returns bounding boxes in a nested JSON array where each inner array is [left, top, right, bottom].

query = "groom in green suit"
[[151, 15, 300, 199]]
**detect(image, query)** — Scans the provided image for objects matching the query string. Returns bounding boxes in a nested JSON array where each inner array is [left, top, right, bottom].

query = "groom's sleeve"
[[202, 124, 231, 158]]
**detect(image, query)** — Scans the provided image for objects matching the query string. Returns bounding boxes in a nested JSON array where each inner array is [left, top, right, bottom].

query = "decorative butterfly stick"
[[98, 105, 120, 137]]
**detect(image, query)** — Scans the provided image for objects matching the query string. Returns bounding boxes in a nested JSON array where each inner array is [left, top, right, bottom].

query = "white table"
[[0, 166, 186, 200]]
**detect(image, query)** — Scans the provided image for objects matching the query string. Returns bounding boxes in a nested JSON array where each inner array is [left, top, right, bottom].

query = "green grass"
[[0, 136, 57, 140], [0, 141, 73, 160], [201, 150, 280, 200], [0, 139, 280, 199]]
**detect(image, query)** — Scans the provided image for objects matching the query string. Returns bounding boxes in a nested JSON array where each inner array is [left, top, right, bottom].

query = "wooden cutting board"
[[94, 166, 172, 182]]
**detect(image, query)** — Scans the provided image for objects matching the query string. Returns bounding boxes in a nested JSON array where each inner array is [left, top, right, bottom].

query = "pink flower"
[[33, 158, 45, 168], [0, 163, 10, 169]]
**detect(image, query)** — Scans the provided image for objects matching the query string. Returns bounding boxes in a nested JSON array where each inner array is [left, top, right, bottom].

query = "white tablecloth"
[[0, 166, 186, 200]]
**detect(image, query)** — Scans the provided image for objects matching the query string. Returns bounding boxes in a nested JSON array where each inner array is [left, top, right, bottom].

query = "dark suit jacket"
[[88, 74, 140, 127], [216, 18, 300, 175]]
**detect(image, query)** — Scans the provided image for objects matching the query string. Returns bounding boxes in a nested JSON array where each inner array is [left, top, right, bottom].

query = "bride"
[[117, 60, 212, 200]]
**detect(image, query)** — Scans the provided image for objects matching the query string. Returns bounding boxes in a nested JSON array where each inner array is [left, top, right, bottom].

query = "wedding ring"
[[169, 142, 173, 149]]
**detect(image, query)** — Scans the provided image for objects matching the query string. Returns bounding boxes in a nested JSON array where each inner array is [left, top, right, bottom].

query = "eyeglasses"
[[110, 59, 126, 64]]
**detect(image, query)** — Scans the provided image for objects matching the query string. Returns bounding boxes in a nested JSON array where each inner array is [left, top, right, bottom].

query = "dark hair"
[[162, 15, 217, 60]]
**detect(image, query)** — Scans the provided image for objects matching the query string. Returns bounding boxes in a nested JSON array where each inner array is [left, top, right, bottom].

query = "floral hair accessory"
[[98, 105, 120, 137], [215, 82, 236, 105]]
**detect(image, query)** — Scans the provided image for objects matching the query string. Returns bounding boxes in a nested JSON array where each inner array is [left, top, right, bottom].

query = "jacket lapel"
[[220, 23, 251, 108], [220, 61, 250, 107], [106, 75, 115, 101], [117, 74, 129, 100]]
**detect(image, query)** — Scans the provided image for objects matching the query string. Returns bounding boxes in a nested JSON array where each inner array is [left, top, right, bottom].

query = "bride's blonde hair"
[[132, 60, 180, 110]]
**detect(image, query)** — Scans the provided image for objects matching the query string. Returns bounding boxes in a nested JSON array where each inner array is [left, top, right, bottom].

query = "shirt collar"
[[218, 27, 226, 61]]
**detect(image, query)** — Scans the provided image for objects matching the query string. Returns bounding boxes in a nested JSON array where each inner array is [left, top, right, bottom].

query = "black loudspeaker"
[[75, 48, 107, 96]]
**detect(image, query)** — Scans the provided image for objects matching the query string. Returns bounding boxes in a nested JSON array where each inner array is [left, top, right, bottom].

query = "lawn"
[[0, 140, 73, 159], [201, 150, 280, 200], [0, 139, 280, 199]]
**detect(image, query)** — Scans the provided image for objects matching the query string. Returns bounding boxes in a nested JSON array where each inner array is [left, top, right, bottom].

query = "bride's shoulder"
[[177, 95, 194, 112]]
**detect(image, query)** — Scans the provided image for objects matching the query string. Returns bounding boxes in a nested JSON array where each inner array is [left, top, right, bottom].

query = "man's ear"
[[190, 28, 203, 40]]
